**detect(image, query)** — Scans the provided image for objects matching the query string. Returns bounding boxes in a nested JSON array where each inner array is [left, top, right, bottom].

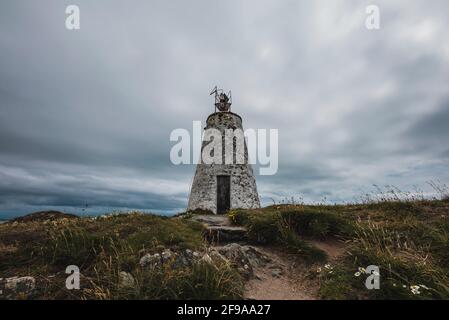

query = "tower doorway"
[[216, 175, 231, 214]]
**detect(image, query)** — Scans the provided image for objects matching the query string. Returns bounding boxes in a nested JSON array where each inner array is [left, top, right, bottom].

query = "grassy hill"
[[1, 198, 448, 300], [229, 199, 449, 299]]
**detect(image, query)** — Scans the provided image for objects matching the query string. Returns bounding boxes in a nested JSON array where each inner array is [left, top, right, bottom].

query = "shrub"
[[280, 208, 355, 240], [85, 257, 243, 300], [277, 219, 327, 263], [346, 221, 449, 299], [228, 209, 255, 226], [229, 209, 327, 263], [44, 226, 111, 267], [245, 211, 280, 244]]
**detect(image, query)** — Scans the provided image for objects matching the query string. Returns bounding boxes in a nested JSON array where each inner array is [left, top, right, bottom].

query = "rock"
[[271, 269, 283, 278], [237, 267, 251, 279], [0, 276, 35, 298], [218, 244, 270, 268], [204, 226, 248, 244], [139, 249, 216, 270], [200, 253, 213, 264], [190, 215, 230, 226], [216, 243, 271, 279], [138, 248, 234, 271], [189, 214, 248, 244], [173, 254, 190, 268], [208, 250, 229, 265], [161, 249, 173, 262], [139, 253, 161, 268], [119, 272, 135, 288]]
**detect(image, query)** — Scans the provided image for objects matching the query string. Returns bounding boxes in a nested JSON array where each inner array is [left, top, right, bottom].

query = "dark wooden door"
[[217, 175, 231, 214]]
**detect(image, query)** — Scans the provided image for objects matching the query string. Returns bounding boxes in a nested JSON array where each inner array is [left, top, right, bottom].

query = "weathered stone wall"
[[188, 112, 260, 214]]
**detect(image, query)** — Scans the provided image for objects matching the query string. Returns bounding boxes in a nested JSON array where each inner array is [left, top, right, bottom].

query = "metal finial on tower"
[[210, 86, 232, 112]]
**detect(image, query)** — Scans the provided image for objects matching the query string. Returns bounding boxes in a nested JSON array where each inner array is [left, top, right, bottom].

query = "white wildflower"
[[410, 285, 421, 295]]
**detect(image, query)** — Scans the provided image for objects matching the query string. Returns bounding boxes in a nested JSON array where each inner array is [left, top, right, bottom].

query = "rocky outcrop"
[[139, 249, 207, 269], [119, 272, 135, 288], [137, 244, 271, 280], [140, 252, 162, 269], [215, 244, 271, 279], [0, 276, 36, 298]]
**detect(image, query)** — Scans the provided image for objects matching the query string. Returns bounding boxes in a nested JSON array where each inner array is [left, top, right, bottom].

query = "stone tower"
[[187, 88, 260, 214]]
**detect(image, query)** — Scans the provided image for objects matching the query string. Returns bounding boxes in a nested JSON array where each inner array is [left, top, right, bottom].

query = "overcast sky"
[[1, 0, 449, 218]]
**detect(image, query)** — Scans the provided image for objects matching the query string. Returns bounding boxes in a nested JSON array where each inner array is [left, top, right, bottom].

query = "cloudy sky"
[[1, 0, 449, 218]]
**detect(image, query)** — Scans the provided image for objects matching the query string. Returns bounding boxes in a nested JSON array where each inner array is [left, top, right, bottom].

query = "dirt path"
[[243, 246, 317, 300], [244, 241, 347, 300], [190, 214, 347, 300], [307, 240, 347, 261]]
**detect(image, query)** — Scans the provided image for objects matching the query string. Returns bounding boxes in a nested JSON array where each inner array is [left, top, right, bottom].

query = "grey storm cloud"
[[1, 0, 449, 218]]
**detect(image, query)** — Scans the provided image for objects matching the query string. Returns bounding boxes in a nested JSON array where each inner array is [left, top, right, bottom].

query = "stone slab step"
[[203, 225, 247, 244], [190, 215, 230, 226]]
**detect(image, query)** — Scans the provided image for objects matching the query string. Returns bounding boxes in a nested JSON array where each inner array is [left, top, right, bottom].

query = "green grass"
[[85, 255, 243, 300], [228, 205, 355, 263], [0, 213, 243, 300], [2, 197, 449, 300], [230, 199, 449, 300]]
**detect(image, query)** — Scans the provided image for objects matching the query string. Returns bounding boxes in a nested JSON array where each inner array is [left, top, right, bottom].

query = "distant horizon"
[[1, 181, 447, 220], [0, 207, 178, 220]]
